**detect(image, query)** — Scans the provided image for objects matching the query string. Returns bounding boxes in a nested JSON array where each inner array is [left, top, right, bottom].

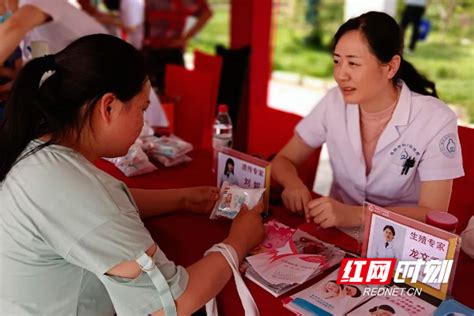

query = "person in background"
[[76, 0, 123, 30], [143, 0, 212, 94], [0, 34, 265, 315], [0, 0, 167, 128], [78, 0, 167, 128], [77, 0, 144, 50], [271, 11, 463, 228], [461, 216, 474, 258], [400, 0, 428, 53], [119, 0, 145, 50], [0, 1, 22, 120]]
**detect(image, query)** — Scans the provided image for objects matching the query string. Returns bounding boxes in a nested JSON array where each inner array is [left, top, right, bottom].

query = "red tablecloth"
[[95, 150, 474, 313]]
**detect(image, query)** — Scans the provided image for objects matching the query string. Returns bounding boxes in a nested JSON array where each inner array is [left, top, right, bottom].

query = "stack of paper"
[[245, 229, 345, 297]]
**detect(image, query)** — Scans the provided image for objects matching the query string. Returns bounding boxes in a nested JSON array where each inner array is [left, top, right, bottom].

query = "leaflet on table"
[[345, 286, 437, 316], [249, 220, 296, 255], [216, 148, 271, 211], [245, 229, 345, 297], [282, 268, 373, 316], [245, 266, 302, 297], [362, 202, 461, 300]]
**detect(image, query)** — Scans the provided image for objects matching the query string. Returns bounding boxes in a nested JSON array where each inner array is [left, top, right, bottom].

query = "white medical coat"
[[375, 241, 400, 259], [296, 81, 464, 207]]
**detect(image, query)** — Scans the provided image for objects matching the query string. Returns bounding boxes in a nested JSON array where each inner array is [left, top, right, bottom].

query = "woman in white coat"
[[374, 225, 400, 259], [272, 11, 464, 228]]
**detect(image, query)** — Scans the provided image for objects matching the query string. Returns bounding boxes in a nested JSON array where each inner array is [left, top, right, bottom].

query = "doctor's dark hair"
[[224, 158, 235, 176], [0, 34, 147, 182], [332, 11, 437, 97], [383, 225, 396, 236]]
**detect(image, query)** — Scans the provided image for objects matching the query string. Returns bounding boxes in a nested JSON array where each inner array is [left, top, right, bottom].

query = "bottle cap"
[[218, 104, 228, 113], [426, 211, 458, 233]]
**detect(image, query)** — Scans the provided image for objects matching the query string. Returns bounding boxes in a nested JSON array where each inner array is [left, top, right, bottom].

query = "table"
[[95, 149, 474, 314]]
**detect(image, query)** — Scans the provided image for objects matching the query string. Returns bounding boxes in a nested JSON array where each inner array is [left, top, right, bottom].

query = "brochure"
[[249, 220, 296, 255], [346, 286, 437, 316], [245, 229, 345, 297], [282, 269, 371, 315]]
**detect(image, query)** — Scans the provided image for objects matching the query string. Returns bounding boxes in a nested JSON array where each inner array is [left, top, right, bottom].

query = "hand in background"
[[307, 196, 362, 228], [183, 186, 220, 214], [281, 182, 312, 217], [93, 12, 122, 27]]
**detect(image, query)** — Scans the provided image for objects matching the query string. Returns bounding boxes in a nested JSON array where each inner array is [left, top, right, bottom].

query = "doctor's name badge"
[[439, 133, 456, 158], [390, 143, 420, 175]]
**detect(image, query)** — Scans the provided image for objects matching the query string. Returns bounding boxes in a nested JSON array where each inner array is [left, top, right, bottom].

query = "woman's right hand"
[[225, 203, 265, 261], [281, 182, 312, 217]]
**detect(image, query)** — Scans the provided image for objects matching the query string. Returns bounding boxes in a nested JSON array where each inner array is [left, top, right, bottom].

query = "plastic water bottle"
[[213, 104, 233, 151], [212, 104, 232, 173]]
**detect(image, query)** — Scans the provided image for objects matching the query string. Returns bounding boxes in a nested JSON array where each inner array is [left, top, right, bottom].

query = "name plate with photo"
[[361, 203, 461, 300], [216, 148, 271, 211]]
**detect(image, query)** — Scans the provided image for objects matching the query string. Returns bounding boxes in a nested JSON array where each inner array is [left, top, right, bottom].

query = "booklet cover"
[[282, 269, 371, 315], [345, 286, 437, 316], [249, 220, 296, 255]]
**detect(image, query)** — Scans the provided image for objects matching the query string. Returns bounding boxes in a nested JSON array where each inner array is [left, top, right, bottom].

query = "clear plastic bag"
[[154, 154, 192, 167], [140, 134, 193, 159], [105, 143, 157, 177], [139, 121, 155, 137], [210, 182, 265, 220]]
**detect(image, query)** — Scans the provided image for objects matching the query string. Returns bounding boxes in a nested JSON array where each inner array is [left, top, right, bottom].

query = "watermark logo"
[[337, 258, 453, 285], [337, 258, 396, 285], [395, 259, 453, 284]]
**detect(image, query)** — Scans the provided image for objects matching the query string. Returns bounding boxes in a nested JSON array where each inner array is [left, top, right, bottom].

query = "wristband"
[[204, 243, 259, 316]]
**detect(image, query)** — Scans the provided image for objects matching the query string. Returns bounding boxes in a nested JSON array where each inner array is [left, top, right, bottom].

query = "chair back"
[[449, 125, 474, 233], [194, 51, 223, 149], [164, 65, 214, 149], [247, 107, 321, 190]]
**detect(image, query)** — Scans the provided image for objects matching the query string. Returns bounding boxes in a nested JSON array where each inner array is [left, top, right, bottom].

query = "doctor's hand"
[[281, 182, 312, 216], [307, 197, 363, 228], [182, 186, 220, 214]]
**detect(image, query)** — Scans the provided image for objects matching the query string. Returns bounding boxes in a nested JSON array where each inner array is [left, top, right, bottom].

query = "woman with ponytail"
[[0, 34, 265, 315], [272, 11, 463, 228]]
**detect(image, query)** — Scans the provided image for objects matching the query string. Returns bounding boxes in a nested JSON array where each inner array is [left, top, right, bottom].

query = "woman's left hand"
[[307, 197, 362, 228], [183, 186, 220, 214]]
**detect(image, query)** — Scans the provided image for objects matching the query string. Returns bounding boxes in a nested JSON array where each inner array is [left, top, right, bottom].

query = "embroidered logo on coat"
[[390, 143, 421, 157], [439, 133, 456, 158]]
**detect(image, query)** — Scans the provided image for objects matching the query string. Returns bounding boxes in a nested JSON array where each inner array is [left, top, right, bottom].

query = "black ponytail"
[[396, 58, 437, 97], [332, 11, 437, 97], [0, 56, 55, 183], [0, 34, 147, 182]]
